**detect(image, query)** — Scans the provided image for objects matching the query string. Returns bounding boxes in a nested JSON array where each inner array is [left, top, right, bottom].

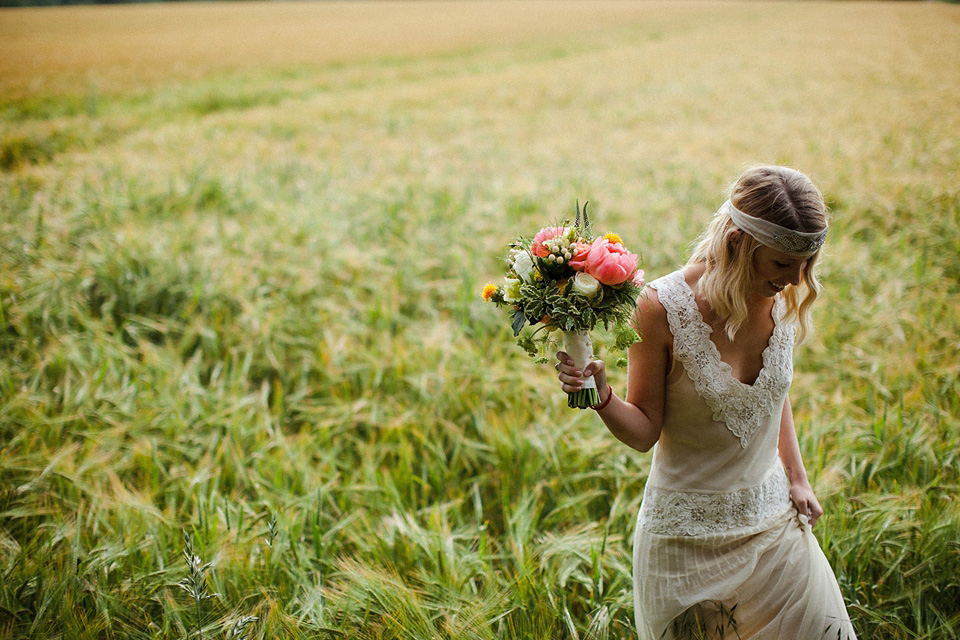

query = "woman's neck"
[[684, 263, 774, 323]]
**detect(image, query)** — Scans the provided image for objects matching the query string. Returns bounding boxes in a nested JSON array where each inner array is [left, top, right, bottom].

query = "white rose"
[[512, 250, 536, 283], [503, 277, 522, 302], [571, 272, 600, 298]]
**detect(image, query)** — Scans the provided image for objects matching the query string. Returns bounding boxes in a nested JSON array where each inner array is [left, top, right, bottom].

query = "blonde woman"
[[557, 166, 856, 639]]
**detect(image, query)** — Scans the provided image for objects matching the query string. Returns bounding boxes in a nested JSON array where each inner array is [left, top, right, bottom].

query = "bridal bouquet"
[[482, 202, 644, 409]]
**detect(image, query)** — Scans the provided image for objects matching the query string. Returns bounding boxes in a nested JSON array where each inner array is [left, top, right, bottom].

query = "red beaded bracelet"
[[591, 384, 614, 411]]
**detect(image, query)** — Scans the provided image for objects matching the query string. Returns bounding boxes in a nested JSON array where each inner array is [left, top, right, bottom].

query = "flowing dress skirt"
[[633, 508, 857, 640]]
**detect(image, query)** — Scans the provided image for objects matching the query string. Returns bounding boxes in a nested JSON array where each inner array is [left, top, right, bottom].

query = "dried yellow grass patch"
[[2, 0, 689, 98]]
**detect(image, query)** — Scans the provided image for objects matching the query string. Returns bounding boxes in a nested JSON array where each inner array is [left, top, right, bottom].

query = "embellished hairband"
[[719, 200, 827, 257]]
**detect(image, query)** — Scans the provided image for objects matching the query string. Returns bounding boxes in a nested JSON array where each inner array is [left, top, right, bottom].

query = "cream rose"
[[571, 272, 600, 298]]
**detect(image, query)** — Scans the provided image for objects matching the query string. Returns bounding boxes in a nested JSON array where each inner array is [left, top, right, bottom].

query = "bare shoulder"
[[625, 281, 674, 424], [631, 284, 671, 346]]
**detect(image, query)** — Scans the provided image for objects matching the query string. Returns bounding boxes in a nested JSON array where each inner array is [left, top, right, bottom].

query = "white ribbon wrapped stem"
[[563, 330, 597, 391]]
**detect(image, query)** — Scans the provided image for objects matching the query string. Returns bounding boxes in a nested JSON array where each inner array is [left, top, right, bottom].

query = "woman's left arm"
[[778, 396, 824, 526]]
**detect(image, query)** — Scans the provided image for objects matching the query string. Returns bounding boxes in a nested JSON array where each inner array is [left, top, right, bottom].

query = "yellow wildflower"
[[481, 283, 497, 301]]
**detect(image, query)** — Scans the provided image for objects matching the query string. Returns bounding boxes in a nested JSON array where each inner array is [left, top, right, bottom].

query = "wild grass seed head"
[[177, 531, 219, 604], [227, 615, 259, 639]]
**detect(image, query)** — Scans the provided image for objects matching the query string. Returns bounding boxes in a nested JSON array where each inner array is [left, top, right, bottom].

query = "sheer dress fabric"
[[634, 271, 856, 640]]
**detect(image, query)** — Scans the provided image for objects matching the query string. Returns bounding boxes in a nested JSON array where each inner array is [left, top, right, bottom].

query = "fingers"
[[555, 351, 587, 392], [796, 499, 823, 527], [555, 351, 575, 366], [555, 351, 580, 375], [808, 500, 823, 527], [584, 359, 605, 379], [555, 352, 610, 398], [557, 367, 586, 391]]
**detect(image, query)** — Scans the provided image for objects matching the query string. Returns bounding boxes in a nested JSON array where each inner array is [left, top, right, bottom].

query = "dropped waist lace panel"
[[638, 464, 791, 536], [649, 271, 796, 448]]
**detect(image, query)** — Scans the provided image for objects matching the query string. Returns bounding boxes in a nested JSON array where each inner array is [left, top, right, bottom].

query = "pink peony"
[[531, 226, 569, 258], [583, 237, 638, 285]]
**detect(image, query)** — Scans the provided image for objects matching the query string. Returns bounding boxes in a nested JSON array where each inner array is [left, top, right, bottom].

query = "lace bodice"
[[651, 270, 795, 448]]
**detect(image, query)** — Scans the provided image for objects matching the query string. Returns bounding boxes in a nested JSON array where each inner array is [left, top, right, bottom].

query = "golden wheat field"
[[1, 1, 959, 639], [0, 0, 731, 97]]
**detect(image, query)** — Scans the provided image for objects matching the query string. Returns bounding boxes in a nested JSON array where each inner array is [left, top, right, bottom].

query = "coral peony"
[[566, 241, 593, 271], [584, 237, 638, 285], [531, 226, 570, 258]]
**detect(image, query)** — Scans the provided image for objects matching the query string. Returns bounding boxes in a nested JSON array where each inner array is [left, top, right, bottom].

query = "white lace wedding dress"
[[634, 271, 856, 639]]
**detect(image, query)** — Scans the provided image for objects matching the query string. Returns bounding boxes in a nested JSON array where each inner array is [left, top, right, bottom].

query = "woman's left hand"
[[789, 480, 823, 527]]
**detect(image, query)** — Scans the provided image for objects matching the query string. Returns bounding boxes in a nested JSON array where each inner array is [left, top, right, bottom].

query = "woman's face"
[[751, 245, 807, 297]]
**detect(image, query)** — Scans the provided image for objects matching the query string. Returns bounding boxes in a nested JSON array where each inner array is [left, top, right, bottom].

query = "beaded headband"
[[720, 200, 827, 257]]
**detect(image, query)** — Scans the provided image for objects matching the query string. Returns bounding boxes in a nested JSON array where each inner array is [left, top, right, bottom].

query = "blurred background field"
[[1, 1, 959, 638]]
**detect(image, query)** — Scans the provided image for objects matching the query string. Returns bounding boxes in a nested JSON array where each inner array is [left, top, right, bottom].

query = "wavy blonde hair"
[[686, 166, 827, 343]]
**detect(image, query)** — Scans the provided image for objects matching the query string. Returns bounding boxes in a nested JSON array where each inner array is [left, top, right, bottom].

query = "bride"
[[556, 166, 857, 639]]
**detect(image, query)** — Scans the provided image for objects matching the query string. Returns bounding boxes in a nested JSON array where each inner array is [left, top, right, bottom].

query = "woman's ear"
[[727, 229, 743, 252]]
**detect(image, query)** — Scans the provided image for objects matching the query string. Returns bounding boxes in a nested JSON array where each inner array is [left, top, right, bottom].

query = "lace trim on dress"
[[649, 271, 796, 448], [638, 466, 792, 536]]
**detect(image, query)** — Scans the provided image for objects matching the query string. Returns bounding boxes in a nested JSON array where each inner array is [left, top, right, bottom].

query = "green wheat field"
[[1, 1, 958, 638]]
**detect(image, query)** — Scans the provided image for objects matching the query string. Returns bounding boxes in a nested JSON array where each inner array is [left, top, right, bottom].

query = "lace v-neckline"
[[650, 270, 795, 447], [677, 273, 778, 388]]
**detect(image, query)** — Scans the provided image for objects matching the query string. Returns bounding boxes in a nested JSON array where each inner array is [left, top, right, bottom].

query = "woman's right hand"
[[555, 351, 608, 398]]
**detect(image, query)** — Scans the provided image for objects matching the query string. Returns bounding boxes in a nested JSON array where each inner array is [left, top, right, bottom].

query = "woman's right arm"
[[557, 288, 671, 453]]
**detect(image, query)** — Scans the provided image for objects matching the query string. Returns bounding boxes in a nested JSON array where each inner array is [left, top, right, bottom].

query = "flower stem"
[[195, 597, 203, 640], [568, 387, 599, 409]]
